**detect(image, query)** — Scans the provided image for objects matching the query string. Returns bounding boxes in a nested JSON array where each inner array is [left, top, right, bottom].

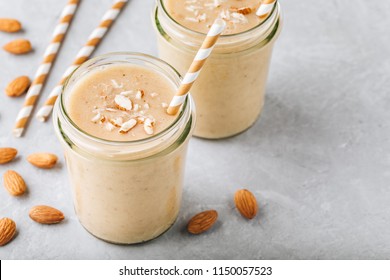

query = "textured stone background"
[[1, 0, 390, 259]]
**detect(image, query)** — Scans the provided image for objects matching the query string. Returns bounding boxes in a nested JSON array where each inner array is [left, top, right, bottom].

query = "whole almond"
[[187, 210, 218, 234], [0, 147, 18, 164], [3, 39, 32, 54], [27, 153, 58, 169], [0, 18, 22, 33], [29, 205, 65, 224], [234, 189, 258, 219], [0, 218, 17, 246], [5, 76, 30, 97], [3, 170, 26, 196]]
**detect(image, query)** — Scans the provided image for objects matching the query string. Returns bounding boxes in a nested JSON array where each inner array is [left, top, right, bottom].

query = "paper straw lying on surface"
[[36, 0, 128, 122], [256, 0, 276, 18], [13, 0, 80, 137], [166, 18, 226, 115]]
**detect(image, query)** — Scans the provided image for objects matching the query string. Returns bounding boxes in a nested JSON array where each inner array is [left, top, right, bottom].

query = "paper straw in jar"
[[166, 18, 226, 116], [13, 0, 80, 137], [256, 0, 276, 18], [35, 0, 128, 122]]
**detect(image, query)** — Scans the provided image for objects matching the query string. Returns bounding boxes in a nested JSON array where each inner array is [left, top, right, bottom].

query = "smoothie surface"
[[67, 64, 177, 141]]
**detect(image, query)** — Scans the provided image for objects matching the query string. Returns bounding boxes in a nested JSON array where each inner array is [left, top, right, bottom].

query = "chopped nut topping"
[[135, 90, 145, 100], [182, 0, 255, 30], [111, 79, 123, 89], [231, 12, 248, 23], [91, 113, 101, 123], [137, 116, 145, 124], [185, 17, 199, 23], [237, 7, 252, 15], [119, 119, 137, 134], [198, 13, 207, 22], [105, 122, 115, 131], [220, 9, 231, 20], [213, 0, 222, 8], [144, 118, 155, 135], [114, 95, 132, 111], [109, 117, 123, 127], [88, 81, 169, 137]]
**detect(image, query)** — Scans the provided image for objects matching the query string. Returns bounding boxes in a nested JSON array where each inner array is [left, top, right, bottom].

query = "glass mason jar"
[[153, 1, 282, 139], [53, 53, 195, 244]]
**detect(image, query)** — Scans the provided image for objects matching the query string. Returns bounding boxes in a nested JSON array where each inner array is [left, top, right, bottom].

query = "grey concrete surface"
[[1, 0, 390, 259]]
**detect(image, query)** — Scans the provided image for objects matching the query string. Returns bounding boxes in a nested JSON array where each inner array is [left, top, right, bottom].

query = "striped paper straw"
[[256, 0, 276, 18], [13, 0, 80, 137], [36, 0, 128, 122], [166, 18, 226, 115]]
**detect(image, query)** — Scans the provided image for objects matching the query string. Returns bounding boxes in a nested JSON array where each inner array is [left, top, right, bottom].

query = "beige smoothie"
[[155, 0, 281, 138], [54, 54, 194, 244]]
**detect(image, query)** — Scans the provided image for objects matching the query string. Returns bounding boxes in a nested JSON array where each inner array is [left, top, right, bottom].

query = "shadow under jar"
[[153, 0, 282, 139], [53, 53, 195, 244]]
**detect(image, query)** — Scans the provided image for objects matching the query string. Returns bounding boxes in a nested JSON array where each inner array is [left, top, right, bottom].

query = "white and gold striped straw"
[[256, 0, 276, 18], [13, 0, 80, 137], [36, 0, 128, 122], [166, 18, 226, 115]]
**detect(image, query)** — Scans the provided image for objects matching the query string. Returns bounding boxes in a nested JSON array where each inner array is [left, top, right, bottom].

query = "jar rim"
[[157, 0, 278, 38], [58, 52, 190, 147]]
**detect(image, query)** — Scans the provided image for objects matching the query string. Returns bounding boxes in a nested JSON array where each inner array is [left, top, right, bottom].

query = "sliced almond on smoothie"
[[91, 113, 106, 124], [135, 90, 144, 100], [231, 12, 248, 23], [237, 7, 252, 15], [105, 122, 115, 131], [120, 90, 133, 97], [119, 119, 137, 134], [144, 118, 155, 135], [137, 116, 145, 124], [114, 95, 132, 111]]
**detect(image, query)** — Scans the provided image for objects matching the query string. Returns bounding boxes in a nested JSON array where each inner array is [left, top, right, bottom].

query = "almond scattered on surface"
[[234, 189, 258, 219], [27, 153, 58, 169], [0, 218, 17, 246], [5, 76, 30, 97], [3, 170, 26, 196], [29, 205, 65, 224], [187, 210, 218, 234], [3, 39, 32, 54], [0, 147, 17, 164], [0, 18, 22, 33]]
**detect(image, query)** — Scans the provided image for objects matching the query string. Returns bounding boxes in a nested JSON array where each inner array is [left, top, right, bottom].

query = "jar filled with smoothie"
[[154, 0, 281, 139], [53, 53, 195, 244]]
